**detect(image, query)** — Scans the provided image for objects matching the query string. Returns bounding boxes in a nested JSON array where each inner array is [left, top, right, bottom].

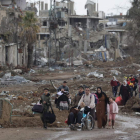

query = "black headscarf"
[[95, 87, 109, 104], [96, 87, 103, 98]]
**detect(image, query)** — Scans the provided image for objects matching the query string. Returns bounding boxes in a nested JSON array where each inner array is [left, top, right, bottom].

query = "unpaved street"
[[1, 114, 140, 140]]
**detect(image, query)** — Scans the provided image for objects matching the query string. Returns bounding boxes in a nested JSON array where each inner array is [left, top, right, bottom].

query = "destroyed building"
[[0, 0, 28, 67]]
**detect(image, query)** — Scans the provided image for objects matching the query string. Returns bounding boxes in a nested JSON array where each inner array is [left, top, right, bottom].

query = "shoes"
[[43, 124, 47, 129], [112, 126, 114, 129], [70, 124, 75, 130], [75, 123, 81, 128]]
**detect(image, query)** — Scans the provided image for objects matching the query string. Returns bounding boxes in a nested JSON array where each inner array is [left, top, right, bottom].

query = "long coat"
[[96, 93, 108, 129]]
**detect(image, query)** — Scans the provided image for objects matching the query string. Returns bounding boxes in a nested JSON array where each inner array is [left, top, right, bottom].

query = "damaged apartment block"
[[35, 0, 128, 67], [0, 0, 28, 67]]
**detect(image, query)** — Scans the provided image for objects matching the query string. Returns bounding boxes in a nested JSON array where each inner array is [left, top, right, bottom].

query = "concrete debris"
[[1, 74, 31, 85], [73, 60, 83, 66], [13, 69, 22, 74], [2, 73, 11, 79], [0, 91, 9, 95], [110, 70, 121, 75], [49, 68, 55, 72], [29, 69, 36, 73], [59, 71, 64, 74], [87, 71, 103, 78], [132, 63, 140, 68]]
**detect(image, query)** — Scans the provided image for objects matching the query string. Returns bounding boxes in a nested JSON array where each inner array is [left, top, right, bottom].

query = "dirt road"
[[1, 114, 140, 140]]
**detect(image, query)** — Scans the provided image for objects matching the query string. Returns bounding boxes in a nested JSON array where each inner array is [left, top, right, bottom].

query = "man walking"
[[40, 88, 51, 129]]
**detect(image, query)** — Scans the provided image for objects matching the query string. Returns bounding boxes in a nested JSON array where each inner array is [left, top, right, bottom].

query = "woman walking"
[[119, 81, 131, 105], [96, 87, 109, 129], [110, 76, 120, 97]]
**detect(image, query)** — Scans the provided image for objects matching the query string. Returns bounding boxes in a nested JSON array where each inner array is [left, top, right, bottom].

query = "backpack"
[[92, 93, 99, 104], [83, 93, 98, 105]]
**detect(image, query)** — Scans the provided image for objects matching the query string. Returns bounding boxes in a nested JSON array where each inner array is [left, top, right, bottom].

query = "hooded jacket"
[[40, 93, 51, 112], [107, 101, 118, 114]]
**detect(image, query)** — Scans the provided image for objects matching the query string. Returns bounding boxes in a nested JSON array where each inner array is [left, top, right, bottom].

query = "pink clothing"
[[109, 113, 116, 121], [110, 103, 113, 113], [107, 101, 118, 114]]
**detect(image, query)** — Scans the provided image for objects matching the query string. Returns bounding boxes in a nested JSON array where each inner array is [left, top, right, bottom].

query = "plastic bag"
[[65, 119, 68, 124], [115, 96, 122, 105]]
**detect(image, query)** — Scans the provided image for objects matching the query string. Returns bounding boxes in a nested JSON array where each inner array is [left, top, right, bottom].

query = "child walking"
[[107, 97, 118, 129]]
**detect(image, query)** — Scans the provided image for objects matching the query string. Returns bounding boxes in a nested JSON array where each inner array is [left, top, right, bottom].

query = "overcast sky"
[[27, 0, 132, 16]]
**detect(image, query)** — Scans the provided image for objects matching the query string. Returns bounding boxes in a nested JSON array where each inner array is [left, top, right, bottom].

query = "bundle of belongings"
[[55, 91, 70, 110]]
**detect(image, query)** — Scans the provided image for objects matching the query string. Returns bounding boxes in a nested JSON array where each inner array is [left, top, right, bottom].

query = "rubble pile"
[[0, 57, 140, 128], [120, 97, 140, 113]]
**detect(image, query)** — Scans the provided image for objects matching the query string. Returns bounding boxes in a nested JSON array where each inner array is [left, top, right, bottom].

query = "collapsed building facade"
[[0, 0, 129, 67], [35, 0, 128, 66], [0, 0, 28, 67]]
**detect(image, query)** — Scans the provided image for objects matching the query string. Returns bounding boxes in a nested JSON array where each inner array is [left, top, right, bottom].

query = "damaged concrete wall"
[[0, 45, 5, 65], [0, 8, 6, 26]]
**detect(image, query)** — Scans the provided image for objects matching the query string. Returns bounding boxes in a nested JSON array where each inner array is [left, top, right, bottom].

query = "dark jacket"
[[119, 85, 131, 96], [57, 94, 69, 105], [73, 91, 85, 107], [40, 93, 51, 112], [57, 85, 69, 92]]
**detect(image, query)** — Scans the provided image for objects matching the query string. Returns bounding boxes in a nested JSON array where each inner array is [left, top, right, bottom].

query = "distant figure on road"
[[119, 80, 131, 105], [110, 76, 120, 97], [95, 87, 108, 129], [57, 81, 69, 92], [40, 88, 51, 129]]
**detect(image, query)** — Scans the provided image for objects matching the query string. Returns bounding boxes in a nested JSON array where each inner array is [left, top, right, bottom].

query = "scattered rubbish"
[[0, 75, 30, 85], [87, 71, 103, 78], [73, 60, 83, 66], [49, 68, 55, 72], [59, 71, 64, 74], [2, 73, 11, 79], [29, 69, 36, 73], [13, 69, 22, 74], [110, 70, 121, 75]]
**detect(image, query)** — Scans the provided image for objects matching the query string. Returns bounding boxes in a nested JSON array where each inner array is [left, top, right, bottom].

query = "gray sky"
[[27, 0, 132, 16]]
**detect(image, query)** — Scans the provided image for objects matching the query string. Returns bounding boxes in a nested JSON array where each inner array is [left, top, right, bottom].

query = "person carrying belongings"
[[57, 81, 69, 92], [107, 97, 118, 129], [57, 90, 70, 111], [39, 88, 51, 129], [110, 76, 120, 97], [119, 80, 131, 105]]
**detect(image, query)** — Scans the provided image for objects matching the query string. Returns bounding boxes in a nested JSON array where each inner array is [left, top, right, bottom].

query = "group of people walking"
[[67, 86, 118, 129], [38, 74, 140, 130], [110, 75, 139, 105]]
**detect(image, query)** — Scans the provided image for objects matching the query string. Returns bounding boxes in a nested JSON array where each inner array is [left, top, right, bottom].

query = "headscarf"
[[95, 87, 109, 106], [96, 87, 103, 98], [113, 76, 117, 81], [123, 80, 127, 86]]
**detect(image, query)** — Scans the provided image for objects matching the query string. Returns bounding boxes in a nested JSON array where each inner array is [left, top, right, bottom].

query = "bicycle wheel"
[[86, 115, 94, 130]]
